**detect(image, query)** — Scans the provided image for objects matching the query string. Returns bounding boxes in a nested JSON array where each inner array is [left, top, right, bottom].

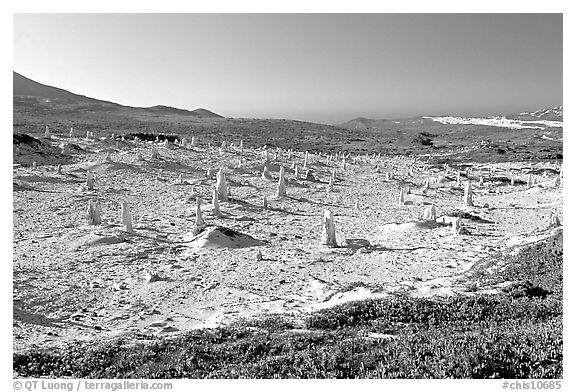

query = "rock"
[[112, 282, 126, 291], [143, 270, 159, 283], [322, 209, 337, 247]]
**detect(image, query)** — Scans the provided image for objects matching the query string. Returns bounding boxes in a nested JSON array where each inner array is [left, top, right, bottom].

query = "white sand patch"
[[423, 115, 562, 129], [409, 284, 455, 298], [506, 227, 562, 252], [542, 134, 562, 142], [304, 277, 331, 301], [459, 260, 477, 273], [305, 286, 390, 312], [361, 332, 398, 340], [135, 308, 227, 335], [259, 299, 286, 313], [194, 308, 225, 328]]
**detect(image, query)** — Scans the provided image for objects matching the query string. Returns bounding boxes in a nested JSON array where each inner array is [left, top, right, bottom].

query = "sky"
[[13, 13, 562, 124]]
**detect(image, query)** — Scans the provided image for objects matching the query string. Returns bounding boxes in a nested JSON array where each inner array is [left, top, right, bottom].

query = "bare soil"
[[13, 134, 563, 352]]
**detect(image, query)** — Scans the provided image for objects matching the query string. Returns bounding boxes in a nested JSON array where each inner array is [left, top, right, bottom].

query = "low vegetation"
[[13, 232, 562, 378]]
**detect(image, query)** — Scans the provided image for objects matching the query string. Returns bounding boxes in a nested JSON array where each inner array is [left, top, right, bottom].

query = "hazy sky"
[[13, 13, 562, 124]]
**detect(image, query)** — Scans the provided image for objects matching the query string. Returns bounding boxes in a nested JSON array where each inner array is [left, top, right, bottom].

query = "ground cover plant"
[[14, 231, 562, 378]]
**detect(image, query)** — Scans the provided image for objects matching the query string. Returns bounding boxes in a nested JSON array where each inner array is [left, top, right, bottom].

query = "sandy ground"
[[12, 135, 563, 351]]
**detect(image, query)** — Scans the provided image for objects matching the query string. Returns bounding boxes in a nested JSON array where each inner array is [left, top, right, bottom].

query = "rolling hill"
[[14, 72, 102, 104], [13, 72, 223, 119], [508, 106, 563, 122], [338, 107, 563, 132], [13, 72, 562, 162]]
